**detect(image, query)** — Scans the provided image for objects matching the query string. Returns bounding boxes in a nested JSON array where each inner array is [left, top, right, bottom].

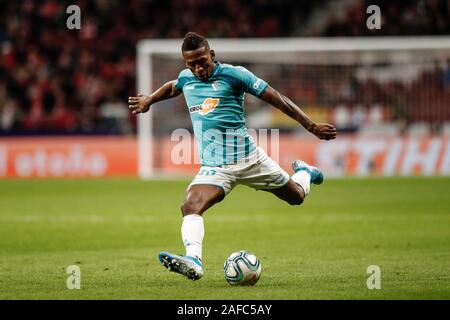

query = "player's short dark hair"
[[182, 32, 209, 51]]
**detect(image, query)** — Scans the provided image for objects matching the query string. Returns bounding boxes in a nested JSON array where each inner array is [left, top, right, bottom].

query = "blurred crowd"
[[278, 63, 450, 134], [0, 0, 449, 135]]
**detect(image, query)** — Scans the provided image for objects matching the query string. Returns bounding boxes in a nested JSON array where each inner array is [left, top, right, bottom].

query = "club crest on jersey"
[[212, 80, 221, 91], [189, 98, 220, 115]]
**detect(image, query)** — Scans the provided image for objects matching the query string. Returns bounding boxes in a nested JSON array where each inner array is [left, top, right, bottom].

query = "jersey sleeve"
[[228, 66, 268, 97], [173, 69, 191, 92]]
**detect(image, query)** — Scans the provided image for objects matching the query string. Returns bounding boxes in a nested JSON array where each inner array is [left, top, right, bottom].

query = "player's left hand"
[[311, 123, 337, 140]]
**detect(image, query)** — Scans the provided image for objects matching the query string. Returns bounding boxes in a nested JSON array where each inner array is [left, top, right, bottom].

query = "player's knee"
[[181, 198, 204, 216]]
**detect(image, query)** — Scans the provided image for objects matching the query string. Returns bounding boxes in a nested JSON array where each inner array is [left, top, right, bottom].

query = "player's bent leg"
[[258, 157, 325, 206], [267, 179, 305, 206], [159, 185, 226, 281], [239, 147, 306, 206]]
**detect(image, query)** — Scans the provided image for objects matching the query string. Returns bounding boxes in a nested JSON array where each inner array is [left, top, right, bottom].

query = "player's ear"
[[210, 50, 215, 61]]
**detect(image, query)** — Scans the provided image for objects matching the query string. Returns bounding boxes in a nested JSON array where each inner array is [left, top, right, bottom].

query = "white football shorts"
[[188, 147, 291, 194]]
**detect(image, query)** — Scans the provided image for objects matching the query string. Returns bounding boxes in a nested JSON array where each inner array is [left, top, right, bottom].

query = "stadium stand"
[[0, 0, 448, 135]]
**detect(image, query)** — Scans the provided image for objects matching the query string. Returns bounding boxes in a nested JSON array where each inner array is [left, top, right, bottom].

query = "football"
[[223, 251, 262, 286]]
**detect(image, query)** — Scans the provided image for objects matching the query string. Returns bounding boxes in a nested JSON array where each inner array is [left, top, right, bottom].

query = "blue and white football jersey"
[[174, 61, 268, 166]]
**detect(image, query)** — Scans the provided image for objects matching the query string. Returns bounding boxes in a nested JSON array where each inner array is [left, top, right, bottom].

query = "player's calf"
[[268, 179, 305, 206], [286, 190, 304, 206]]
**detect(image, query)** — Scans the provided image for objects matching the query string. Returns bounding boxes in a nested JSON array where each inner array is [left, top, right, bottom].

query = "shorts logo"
[[189, 98, 220, 115], [198, 169, 216, 176]]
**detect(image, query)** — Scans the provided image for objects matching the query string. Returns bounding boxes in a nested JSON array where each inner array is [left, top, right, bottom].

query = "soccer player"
[[128, 32, 336, 280]]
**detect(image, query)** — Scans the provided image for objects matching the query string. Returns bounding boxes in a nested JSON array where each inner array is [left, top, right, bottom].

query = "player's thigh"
[[266, 178, 305, 205], [238, 147, 290, 190], [181, 184, 226, 215]]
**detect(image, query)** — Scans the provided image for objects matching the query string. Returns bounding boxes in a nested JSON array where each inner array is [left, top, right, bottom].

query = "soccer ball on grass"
[[223, 250, 261, 286]]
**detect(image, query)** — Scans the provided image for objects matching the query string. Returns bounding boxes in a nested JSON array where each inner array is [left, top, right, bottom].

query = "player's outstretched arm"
[[260, 86, 337, 140], [128, 80, 181, 115]]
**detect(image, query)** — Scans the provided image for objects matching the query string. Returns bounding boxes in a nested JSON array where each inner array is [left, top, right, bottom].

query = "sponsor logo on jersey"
[[189, 98, 220, 115]]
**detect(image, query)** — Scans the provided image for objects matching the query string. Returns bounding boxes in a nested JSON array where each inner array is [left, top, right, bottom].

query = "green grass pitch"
[[0, 177, 449, 299]]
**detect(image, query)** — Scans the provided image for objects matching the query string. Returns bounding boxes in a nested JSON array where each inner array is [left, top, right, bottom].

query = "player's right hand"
[[312, 123, 337, 140], [128, 94, 151, 115]]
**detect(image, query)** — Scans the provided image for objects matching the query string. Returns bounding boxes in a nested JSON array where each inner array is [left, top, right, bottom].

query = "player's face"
[[183, 46, 215, 81]]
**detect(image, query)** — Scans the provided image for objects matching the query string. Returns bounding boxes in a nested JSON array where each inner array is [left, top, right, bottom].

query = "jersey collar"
[[209, 61, 221, 79]]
